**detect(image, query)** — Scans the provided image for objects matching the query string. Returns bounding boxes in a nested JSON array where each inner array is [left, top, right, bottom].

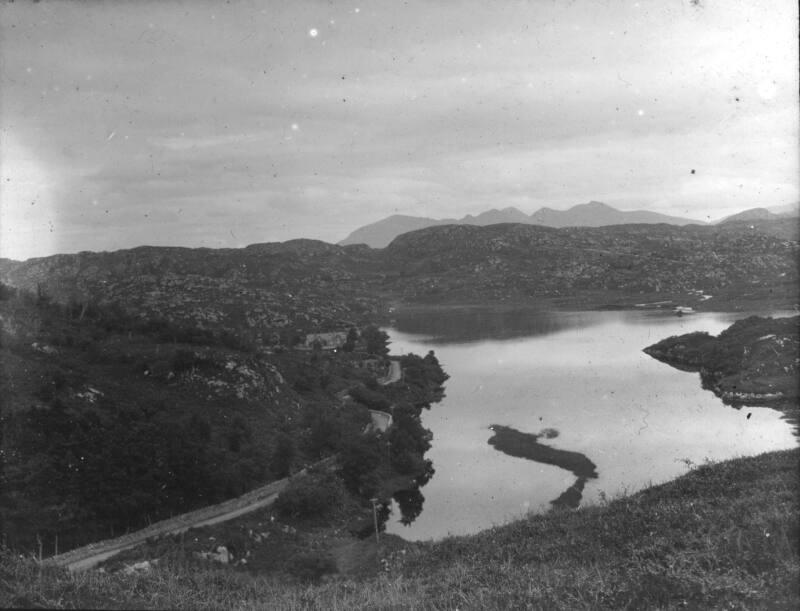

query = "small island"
[[643, 315, 799, 419]]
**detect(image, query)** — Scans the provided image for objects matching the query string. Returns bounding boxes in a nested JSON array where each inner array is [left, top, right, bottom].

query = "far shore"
[[388, 289, 798, 317]]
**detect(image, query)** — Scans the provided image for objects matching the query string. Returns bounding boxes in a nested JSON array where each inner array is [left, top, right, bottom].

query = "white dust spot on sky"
[[309, 28, 318, 38], [757, 80, 778, 101]]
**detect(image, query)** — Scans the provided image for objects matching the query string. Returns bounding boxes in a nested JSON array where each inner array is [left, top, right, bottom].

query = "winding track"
[[48, 362, 404, 573], [47, 458, 336, 573], [379, 359, 402, 385]]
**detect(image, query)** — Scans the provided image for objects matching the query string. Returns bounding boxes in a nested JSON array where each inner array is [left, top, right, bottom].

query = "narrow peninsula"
[[643, 315, 799, 417]]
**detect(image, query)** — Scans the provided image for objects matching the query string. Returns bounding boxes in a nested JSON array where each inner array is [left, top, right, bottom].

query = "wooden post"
[[370, 498, 379, 544]]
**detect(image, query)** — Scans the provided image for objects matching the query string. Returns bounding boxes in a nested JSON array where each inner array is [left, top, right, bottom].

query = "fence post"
[[370, 498, 380, 544]]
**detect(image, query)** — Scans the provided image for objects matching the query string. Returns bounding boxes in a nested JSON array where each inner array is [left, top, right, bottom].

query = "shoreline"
[[389, 294, 799, 316], [643, 315, 799, 420]]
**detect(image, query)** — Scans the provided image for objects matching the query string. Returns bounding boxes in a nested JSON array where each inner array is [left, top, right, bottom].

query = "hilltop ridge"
[[0, 219, 796, 343]]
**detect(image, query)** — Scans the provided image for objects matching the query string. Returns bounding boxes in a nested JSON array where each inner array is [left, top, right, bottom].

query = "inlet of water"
[[383, 309, 797, 541]]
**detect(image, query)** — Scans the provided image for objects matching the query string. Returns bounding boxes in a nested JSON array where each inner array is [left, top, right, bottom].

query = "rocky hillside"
[[644, 315, 799, 411], [380, 220, 798, 305], [0, 283, 448, 558], [0, 240, 385, 346], [0, 287, 302, 554], [0, 219, 797, 341]]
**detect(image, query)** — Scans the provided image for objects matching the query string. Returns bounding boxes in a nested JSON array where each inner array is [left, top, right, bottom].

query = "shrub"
[[274, 472, 343, 519], [348, 385, 391, 411], [270, 433, 295, 478], [338, 435, 383, 496], [287, 553, 337, 582]]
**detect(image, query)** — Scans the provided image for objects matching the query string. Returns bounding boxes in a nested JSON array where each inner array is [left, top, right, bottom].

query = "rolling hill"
[[1, 219, 796, 338], [716, 207, 783, 224]]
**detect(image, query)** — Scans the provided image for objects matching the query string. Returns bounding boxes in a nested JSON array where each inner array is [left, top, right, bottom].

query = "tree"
[[342, 327, 358, 352], [270, 433, 295, 478], [394, 488, 425, 525], [362, 325, 389, 356], [274, 472, 343, 518], [339, 435, 383, 496], [387, 403, 433, 474]]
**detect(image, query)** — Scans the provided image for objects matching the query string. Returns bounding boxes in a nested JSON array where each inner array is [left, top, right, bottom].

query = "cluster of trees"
[[2, 283, 256, 353], [338, 325, 389, 355], [274, 348, 447, 528], [274, 471, 345, 520], [1, 281, 450, 552], [382, 351, 449, 409], [2, 395, 270, 554], [0, 287, 280, 555]]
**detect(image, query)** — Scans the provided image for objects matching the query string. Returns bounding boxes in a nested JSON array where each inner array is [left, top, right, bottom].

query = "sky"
[[0, 0, 797, 260]]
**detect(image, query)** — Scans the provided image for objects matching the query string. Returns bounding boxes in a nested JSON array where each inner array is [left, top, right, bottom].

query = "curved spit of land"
[[488, 424, 598, 509], [46, 458, 337, 573], [643, 315, 799, 433]]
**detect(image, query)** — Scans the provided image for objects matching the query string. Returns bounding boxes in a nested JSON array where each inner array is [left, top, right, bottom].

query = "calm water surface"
[[384, 308, 797, 541]]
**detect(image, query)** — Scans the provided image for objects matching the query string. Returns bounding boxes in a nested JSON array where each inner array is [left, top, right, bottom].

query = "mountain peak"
[[717, 208, 783, 224], [339, 202, 705, 248], [577, 201, 613, 209]]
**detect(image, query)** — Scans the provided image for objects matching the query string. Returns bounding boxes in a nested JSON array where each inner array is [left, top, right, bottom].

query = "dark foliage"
[[342, 327, 358, 352], [270, 433, 295, 478], [338, 435, 384, 497], [2, 399, 222, 552], [393, 488, 426, 526], [348, 385, 392, 411], [0, 289, 273, 555], [286, 553, 338, 582], [274, 472, 344, 519], [387, 403, 433, 474], [0, 282, 17, 301], [361, 325, 389, 356]]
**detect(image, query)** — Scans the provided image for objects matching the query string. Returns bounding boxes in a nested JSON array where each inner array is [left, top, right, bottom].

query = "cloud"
[[0, 0, 797, 258]]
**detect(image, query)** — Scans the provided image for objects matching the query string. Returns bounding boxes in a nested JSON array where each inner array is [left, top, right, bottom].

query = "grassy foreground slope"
[[3, 448, 797, 610]]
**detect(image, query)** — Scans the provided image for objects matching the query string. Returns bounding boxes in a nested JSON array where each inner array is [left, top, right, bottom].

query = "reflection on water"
[[393, 488, 426, 525], [487, 424, 598, 508], [392, 306, 598, 343], [384, 307, 798, 541]]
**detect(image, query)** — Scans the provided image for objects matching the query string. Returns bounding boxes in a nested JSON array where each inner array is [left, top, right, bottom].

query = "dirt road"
[[380, 360, 402, 385], [48, 459, 335, 573]]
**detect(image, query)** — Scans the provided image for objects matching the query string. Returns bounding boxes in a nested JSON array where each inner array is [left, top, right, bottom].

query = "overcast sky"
[[1, 0, 797, 260]]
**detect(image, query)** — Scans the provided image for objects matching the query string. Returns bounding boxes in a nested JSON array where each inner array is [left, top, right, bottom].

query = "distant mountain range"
[[339, 201, 701, 248], [715, 207, 787, 224], [339, 201, 798, 248]]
